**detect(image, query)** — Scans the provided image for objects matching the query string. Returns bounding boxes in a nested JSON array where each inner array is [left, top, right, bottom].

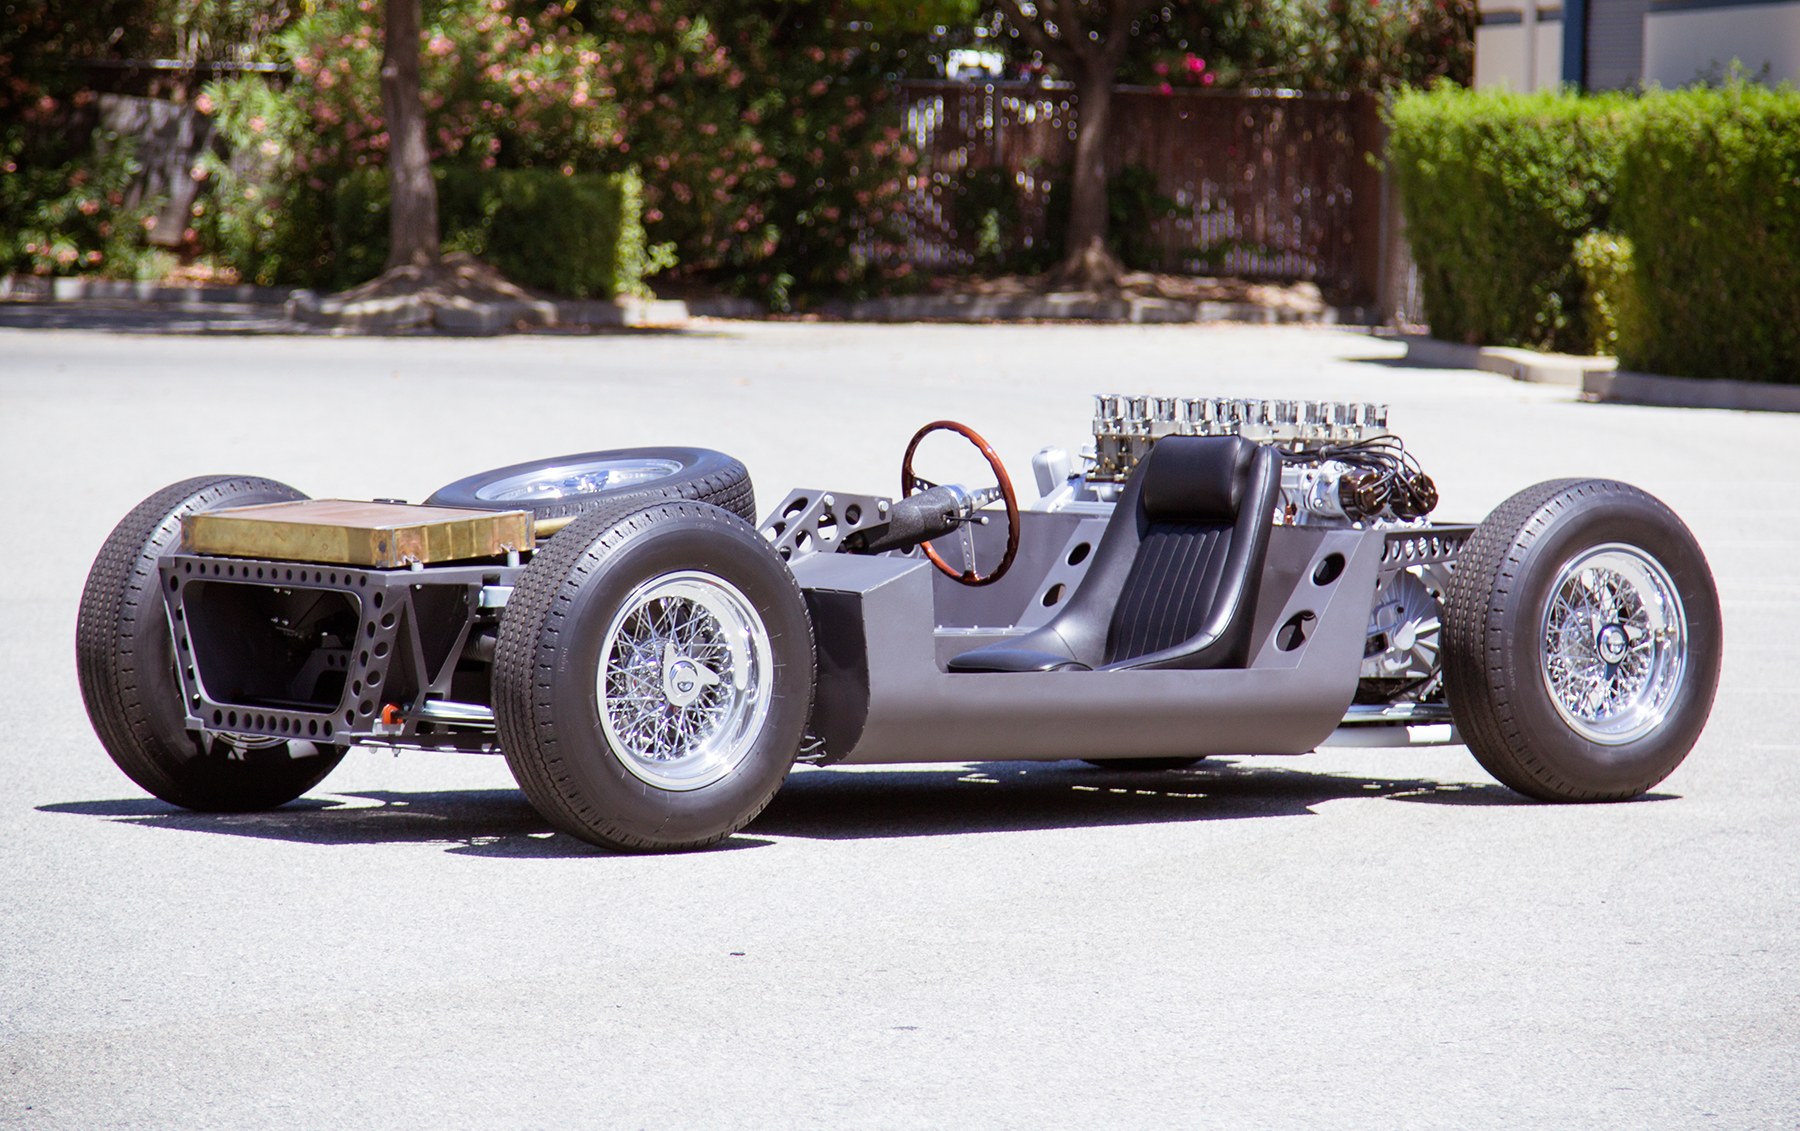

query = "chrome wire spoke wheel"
[[597, 570, 773, 791], [1539, 543, 1687, 745], [473, 457, 682, 504]]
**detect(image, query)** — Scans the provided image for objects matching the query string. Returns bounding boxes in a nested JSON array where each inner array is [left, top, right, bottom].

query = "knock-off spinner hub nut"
[[1596, 623, 1630, 665]]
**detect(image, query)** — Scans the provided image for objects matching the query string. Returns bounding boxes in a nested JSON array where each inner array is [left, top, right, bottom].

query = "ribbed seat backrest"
[[1104, 521, 1236, 664], [1102, 435, 1265, 667]]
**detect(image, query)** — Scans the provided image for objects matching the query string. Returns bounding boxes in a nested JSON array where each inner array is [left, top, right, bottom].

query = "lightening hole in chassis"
[[183, 580, 360, 714], [1312, 553, 1346, 586], [1042, 583, 1066, 607], [1276, 611, 1317, 652]]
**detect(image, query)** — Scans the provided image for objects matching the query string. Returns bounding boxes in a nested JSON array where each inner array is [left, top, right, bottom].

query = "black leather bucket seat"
[[948, 435, 1280, 673]]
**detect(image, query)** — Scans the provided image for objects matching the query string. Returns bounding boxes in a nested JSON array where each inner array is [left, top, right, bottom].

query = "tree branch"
[[1044, 0, 1091, 59], [998, 0, 1080, 74], [1102, 0, 1155, 68]]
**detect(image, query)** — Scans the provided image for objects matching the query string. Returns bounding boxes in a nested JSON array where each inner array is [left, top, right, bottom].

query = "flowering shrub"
[[0, 126, 167, 278], [196, 0, 924, 305], [197, 0, 631, 287], [596, 1, 924, 306], [0, 4, 173, 278], [1121, 0, 1474, 92]]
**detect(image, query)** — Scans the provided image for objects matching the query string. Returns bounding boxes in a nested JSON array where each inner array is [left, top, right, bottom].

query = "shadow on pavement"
[[41, 760, 1667, 852], [752, 759, 1534, 839], [35, 790, 676, 858]]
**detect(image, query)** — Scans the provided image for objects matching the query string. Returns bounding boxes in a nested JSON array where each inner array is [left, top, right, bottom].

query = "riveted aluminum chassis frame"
[[155, 505, 1473, 763]]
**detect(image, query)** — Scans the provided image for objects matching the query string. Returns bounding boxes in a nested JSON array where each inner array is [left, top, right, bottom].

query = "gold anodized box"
[[181, 499, 535, 568]]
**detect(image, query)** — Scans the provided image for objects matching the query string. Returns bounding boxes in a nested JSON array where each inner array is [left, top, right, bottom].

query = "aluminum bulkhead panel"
[[799, 528, 1384, 764]]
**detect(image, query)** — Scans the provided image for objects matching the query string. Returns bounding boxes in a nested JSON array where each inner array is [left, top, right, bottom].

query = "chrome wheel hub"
[[597, 570, 772, 791], [475, 457, 681, 503], [1539, 544, 1687, 745]]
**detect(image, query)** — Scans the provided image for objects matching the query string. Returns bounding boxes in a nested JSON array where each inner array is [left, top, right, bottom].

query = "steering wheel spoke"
[[900, 420, 1021, 587]]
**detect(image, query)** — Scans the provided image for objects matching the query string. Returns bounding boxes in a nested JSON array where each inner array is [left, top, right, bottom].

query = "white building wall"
[[1475, 17, 1568, 89], [1642, 3, 1800, 86]]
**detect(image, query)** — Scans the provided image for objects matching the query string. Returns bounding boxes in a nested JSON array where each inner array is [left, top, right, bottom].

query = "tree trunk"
[[1053, 67, 1124, 290], [381, 0, 439, 270]]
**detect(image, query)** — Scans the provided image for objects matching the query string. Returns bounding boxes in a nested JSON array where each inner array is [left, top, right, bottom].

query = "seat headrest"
[[1138, 435, 1258, 522]]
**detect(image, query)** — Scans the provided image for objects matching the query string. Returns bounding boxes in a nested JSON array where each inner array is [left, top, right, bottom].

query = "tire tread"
[[494, 499, 811, 851], [77, 476, 345, 810], [1443, 478, 1711, 801]]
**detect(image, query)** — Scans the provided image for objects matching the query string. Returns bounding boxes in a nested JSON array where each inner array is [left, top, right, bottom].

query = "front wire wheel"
[[598, 571, 774, 791], [494, 498, 815, 852]]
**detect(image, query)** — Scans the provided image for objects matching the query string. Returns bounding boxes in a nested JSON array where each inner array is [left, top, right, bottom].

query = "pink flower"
[[1158, 82, 1173, 95], [195, 93, 215, 113], [1203, 72, 1216, 86], [1153, 61, 1169, 77], [1185, 54, 1205, 74]]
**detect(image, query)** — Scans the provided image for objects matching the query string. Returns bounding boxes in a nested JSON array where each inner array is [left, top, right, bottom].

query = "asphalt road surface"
[[3, 322, 1796, 1128]]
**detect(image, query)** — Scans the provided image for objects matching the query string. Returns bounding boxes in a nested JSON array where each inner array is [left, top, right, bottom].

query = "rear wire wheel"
[[76, 476, 348, 810], [1443, 479, 1721, 801]]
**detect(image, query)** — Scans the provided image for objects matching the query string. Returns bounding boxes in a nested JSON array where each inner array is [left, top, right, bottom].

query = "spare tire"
[[426, 447, 756, 528]]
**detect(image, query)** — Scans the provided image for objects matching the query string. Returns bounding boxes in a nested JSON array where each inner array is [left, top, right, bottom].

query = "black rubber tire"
[[493, 498, 815, 852], [76, 476, 348, 811], [1081, 758, 1206, 771], [1442, 479, 1721, 801], [426, 446, 756, 525]]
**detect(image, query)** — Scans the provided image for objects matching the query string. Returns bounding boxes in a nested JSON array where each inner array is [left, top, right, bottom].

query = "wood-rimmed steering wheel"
[[900, 420, 1021, 586]]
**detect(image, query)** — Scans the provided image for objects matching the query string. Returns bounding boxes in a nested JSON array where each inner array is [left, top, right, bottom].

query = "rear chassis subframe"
[[160, 553, 519, 752]]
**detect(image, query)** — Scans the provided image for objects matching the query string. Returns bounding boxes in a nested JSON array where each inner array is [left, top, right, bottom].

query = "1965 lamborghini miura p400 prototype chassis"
[[78, 396, 1722, 851]]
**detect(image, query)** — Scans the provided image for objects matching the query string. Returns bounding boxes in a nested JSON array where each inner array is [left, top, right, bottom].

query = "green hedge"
[[1387, 86, 1635, 352], [332, 166, 667, 299], [1572, 230, 1639, 359], [1389, 83, 1800, 383], [207, 164, 667, 298], [1613, 84, 1800, 383]]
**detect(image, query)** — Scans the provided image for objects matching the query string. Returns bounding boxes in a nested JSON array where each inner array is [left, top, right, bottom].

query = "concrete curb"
[[685, 296, 765, 319], [1394, 334, 1616, 389], [1582, 368, 1800, 413], [1394, 333, 1800, 414], [3, 274, 689, 335], [1, 273, 298, 306], [838, 292, 1369, 325]]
